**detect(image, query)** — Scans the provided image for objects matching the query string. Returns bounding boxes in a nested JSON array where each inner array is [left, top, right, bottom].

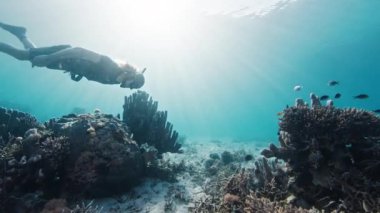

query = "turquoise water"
[[0, 0, 379, 142]]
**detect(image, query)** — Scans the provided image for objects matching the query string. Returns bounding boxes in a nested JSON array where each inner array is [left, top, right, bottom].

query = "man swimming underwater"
[[0, 22, 145, 89]]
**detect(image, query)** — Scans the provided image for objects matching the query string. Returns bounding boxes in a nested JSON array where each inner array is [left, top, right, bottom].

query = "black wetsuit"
[[29, 45, 122, 84]]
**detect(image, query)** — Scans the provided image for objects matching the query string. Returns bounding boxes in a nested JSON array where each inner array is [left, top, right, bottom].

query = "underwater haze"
[[0, 0, 380, 142]]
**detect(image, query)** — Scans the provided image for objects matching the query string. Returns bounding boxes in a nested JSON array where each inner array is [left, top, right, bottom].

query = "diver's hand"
[[31, 55, 50, 67]]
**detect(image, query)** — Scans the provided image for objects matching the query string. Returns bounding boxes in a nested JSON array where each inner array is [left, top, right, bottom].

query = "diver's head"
[[119, 68, 146, 89], [129, 72, 145, 89]]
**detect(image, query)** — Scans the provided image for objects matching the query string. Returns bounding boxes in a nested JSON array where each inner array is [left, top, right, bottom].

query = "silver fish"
[[293, 85, 302, 91]]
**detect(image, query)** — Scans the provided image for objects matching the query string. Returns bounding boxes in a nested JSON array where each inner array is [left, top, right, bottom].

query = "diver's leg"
[[0, 22, 36, 49], [19, 37, 36, 49], [0, 22, 26, 39], [0, 42, 71, 62], [29, 45, 72, 59], [0, 42, 29, 60]]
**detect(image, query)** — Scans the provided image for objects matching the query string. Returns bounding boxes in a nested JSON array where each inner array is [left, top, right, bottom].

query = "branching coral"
[[217, 158, 291, 212], [244, 193, 317, 213], [123, 91, 182, 154], [191, 150, 301, 213], [41, 199, 103, 213]]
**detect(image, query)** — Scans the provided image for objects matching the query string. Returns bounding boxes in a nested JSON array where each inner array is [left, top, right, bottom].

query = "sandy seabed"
[[93, 139, 268, 213]]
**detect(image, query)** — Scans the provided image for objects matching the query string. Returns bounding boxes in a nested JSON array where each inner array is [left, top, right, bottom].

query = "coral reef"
[[41, 199, 103, 213], [0, 107, 40, 141], [261, 105, 380, 212], [193, 157, 302, 213], [0, 90, 186, 212], [3, 92, 380, 212], [41, 199, 71, 213], [193, 103, 380, 213], [46, 113, 144, 196], [243, 193, 316, 213], [1, 111, 144, 212], [123, 91, 182, 154]]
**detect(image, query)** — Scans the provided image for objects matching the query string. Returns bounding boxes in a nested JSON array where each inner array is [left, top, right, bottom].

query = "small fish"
[[328, 80, 339, 86], [354, 94, 369, 99], [334, 93, 341, 99], [373, 109, 380, 113], [277, 112, 284, 116], [319, 95, 329, 101], [293, 85, 302, 91]]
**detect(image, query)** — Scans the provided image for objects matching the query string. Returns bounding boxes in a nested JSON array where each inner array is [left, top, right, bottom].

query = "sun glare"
[[104, 0, 200, 50], [128, 1, 187, 37]]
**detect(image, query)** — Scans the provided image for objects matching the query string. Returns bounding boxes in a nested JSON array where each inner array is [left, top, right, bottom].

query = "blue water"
[[0, 0, 379, 142]]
